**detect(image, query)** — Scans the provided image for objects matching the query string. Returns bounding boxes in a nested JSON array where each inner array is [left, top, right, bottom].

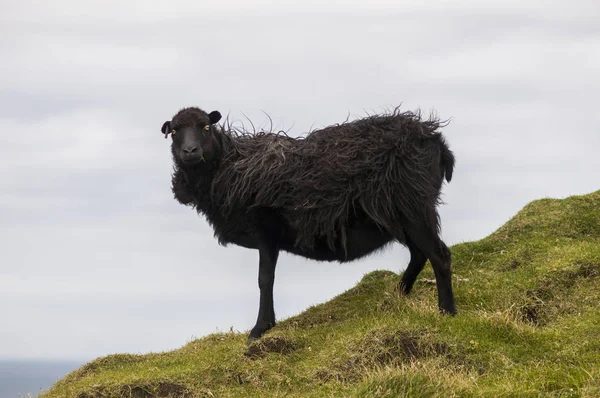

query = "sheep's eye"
[[171, 129, 177, 134], [203, 125, 210, 131]]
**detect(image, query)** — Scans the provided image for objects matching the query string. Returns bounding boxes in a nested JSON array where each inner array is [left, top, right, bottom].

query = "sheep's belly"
[[280, 227, 395, 263]]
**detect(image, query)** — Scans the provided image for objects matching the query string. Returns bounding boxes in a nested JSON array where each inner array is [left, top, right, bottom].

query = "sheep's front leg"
[[248, 241, 279, 342]]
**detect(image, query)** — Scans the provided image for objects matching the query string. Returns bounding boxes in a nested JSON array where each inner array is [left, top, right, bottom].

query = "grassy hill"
[[41, 190, 600, 397]]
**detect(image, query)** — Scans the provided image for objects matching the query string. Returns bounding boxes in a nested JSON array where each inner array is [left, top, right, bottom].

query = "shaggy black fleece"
[[193, 108, 455, 253]]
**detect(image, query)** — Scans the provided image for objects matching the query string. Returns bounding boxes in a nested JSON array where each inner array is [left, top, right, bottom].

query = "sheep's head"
[[161, 107, 222, 166]]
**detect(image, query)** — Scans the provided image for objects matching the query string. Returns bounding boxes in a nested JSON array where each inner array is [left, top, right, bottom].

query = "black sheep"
[[160, 106, 456, 341]]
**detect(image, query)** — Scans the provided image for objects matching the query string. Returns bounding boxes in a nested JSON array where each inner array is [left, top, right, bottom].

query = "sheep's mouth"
[[180, 154, 205, 165]]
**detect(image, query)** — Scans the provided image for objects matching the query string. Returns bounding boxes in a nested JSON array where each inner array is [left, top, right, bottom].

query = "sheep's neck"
[[171, 162, 218, 214]]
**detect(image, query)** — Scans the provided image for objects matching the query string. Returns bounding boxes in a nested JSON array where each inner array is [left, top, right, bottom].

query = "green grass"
[[41, 190, 600, 397]]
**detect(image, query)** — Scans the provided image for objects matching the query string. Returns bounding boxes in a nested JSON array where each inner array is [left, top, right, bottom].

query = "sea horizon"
[[0, 359, 86, 398]]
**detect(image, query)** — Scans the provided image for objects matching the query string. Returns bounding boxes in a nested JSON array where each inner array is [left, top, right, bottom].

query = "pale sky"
[[1, 0, 599, 361]]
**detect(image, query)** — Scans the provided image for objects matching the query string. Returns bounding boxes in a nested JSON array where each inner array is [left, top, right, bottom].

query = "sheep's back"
[[212, 111, 448, 250]]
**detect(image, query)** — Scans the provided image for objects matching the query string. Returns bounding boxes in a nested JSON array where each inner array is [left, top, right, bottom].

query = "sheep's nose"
[[183, 146, 198, 155]]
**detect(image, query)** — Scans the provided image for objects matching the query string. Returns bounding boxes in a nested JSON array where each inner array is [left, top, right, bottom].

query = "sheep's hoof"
[[246, 335, 260, 344], [248, 321, 275, 343], [396, 280, 413, 295], [439, 303, 457, 316]]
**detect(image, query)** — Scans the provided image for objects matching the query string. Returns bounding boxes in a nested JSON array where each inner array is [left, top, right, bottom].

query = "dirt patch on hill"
[[244, 335, 300, 359], [316, 328, 451, 382]]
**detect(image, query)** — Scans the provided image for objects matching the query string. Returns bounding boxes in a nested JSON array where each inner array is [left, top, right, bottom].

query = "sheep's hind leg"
[[398, 221, 456, 315], [398, 237, 428, 295], [248, 241, 279, 342]]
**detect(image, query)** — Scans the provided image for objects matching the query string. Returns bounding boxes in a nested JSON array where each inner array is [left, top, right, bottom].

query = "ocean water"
[[0, 360, 84, 397]]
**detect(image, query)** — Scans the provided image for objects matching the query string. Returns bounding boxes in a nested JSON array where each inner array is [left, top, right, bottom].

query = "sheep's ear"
[[208, 111, 221, 124], [161, 121, 171, 135]]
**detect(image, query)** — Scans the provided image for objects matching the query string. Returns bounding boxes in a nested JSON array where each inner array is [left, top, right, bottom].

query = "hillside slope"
[[41, 190, 600, 397]]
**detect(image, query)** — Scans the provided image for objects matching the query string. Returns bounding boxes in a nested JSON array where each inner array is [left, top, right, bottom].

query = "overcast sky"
[[1, 0, 599, 361]]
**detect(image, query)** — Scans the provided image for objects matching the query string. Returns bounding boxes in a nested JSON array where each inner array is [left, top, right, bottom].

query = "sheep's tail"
[[440, 138, 455, 183]]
